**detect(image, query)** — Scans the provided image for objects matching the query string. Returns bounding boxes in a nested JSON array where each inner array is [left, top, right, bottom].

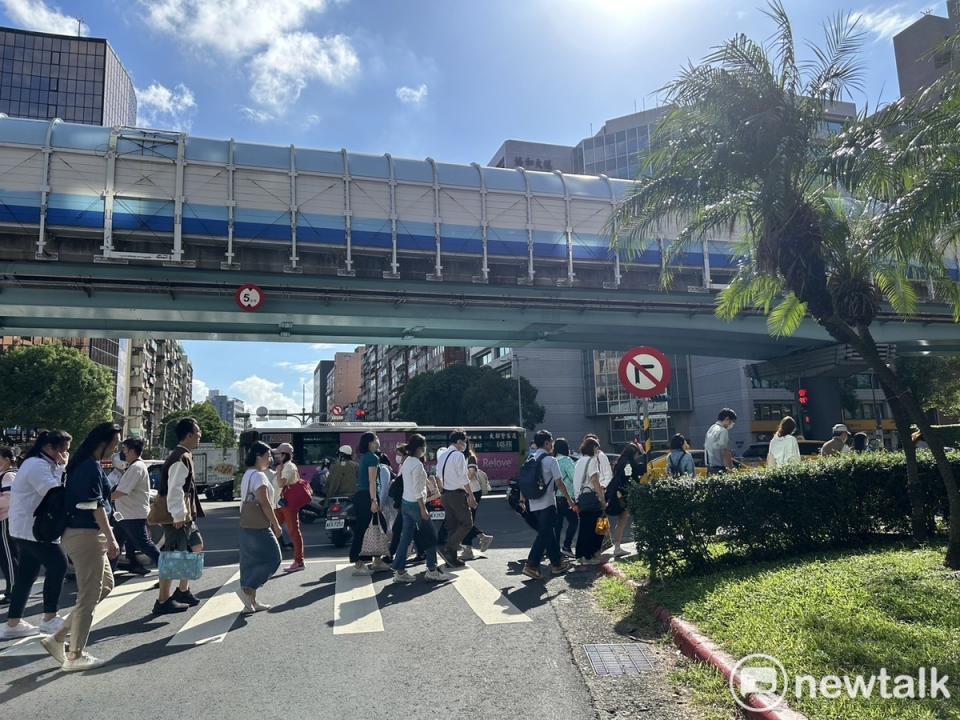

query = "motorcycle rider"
[[324, 446, 358, 502]]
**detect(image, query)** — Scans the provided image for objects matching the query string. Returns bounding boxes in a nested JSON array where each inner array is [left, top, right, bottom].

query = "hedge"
[[628, 451, 952, 578]]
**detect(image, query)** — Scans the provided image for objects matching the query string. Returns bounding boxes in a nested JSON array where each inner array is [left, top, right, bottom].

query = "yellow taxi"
[[640, 449, 709, 483]]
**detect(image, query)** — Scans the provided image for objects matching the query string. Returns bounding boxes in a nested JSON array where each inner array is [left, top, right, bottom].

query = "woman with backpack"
[[0, 447, 18, 606], [666, 434, 696, 477], [608, 443, 644, 558], [49, 422, 122, 671], [573, 436, 605, 565], [2, 430, 72, 643]]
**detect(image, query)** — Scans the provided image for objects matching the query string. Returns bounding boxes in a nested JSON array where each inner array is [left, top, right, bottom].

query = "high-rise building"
[[0, 26, 136, 126], [312, 360, 335, 418], [894, 2, 960, 99], [357, 345, 467, 421], [126, 339, 193, 445], [207, 389, 245, 436], [326, 348, 364, 415]]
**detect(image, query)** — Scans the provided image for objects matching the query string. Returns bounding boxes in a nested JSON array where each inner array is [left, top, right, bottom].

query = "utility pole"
[[513, 353, 523, 429]]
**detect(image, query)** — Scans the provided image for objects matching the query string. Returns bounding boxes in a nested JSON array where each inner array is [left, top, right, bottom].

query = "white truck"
[[191, 444, 240, 501]]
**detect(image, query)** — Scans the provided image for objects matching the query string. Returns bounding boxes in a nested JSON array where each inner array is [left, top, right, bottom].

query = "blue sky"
[[0, 0, 937, 415]]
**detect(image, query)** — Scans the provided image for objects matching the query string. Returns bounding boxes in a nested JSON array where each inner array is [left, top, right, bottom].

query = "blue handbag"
[[159, 528, 204, 581]]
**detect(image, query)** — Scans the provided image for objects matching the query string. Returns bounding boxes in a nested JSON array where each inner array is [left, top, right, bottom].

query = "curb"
[[599, 562, 808, 720]]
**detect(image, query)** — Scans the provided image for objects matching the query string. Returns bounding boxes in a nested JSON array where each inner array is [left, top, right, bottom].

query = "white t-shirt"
[[10, 454, 65, 542], [400, 456, 428, 504], [704, 422, 731, 467], [596, 451, 613, 488], [437, 446, 468, 491], [527, 450, 562, 513], [242, 469, 273, 506], [767, 435, 801, 468], [573, 455, 601, 497], [114, 459, 151, 520]]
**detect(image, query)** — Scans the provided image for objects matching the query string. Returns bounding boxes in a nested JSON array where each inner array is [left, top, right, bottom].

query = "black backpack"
[[517, 454, 549, 499], [33, 484, 69, 543], [388, 473, 404, 507]]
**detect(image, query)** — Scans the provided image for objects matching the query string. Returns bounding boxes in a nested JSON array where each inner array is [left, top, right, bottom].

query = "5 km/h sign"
[[618, 346, 672, 399]]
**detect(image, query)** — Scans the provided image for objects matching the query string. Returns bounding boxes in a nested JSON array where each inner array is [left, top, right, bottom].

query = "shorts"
[[163, 522, 203, 550]]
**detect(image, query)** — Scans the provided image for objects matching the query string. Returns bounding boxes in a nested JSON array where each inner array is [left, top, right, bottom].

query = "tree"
[[160, 401, 235, 450], [897, 357, 960, 419], [0, 344, 114, 442], [398, 365, 545, 430], [611, 3, 960, 567]]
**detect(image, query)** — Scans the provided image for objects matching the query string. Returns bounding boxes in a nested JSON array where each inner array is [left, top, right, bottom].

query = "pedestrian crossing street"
[[0, 555, 534, 661]]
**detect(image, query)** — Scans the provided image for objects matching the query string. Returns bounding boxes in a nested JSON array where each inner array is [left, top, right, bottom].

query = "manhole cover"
[[584, 644, 656, 677]]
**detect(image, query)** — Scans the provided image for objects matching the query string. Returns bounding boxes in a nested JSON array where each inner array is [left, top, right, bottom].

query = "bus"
[[252, 423, 525, 487]]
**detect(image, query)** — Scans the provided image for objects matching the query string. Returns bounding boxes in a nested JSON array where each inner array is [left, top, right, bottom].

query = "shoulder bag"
[[239, 472, 270, 530], [576, 458, 603, 513], [359, 514, 390, 557]]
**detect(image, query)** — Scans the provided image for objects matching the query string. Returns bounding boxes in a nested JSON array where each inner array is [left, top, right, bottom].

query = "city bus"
[[251, 423, 525, 487]]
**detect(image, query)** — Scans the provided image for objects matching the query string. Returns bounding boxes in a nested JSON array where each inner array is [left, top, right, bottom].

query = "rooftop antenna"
[[634, 99, 638, 113], [76, 17, 83, 36], [589, 122, 593, 136]]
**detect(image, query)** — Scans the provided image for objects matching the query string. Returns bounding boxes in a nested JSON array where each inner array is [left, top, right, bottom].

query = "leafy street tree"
[[398, 365, 544, 430], [611, 3, 960, 567], [0, 344, 114, 442], [160, 401, 235, 450], [897, 357, 960, 420]]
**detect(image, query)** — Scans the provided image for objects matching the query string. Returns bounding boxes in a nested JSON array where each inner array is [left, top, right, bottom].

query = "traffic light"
[[355, 409, 366, 419], [798, 389, 813, 436], [798, 388, 809, 406]]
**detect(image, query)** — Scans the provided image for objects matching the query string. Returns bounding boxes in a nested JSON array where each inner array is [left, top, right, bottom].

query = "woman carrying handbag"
[[273, 443, 308, 574], [237, 442, 283, 613], [573, 436, 606, 565]]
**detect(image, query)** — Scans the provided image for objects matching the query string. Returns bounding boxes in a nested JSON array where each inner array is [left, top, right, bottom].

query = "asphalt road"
[[0, 497, 684, 720]]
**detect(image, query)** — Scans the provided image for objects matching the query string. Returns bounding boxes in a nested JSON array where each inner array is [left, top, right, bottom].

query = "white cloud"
[[853, 6, 919, 42], [139, 0, 358, 116], [230, 375, 301, 413], [395, 83, 428, 106], [240, 106, 275, 123], [192, 378, 210, 403], [249, 32, 358, 111], [275, 360, 321, 374], [1, 0, 88, 36], [310, 343, 340, 351], [136, 81, 197, 130]]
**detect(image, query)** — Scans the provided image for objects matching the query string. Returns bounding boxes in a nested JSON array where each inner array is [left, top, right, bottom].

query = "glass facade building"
[[0, 26, 135, 126]]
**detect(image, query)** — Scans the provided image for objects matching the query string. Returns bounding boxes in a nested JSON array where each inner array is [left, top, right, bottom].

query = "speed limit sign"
[[235, 284, 265, 312]]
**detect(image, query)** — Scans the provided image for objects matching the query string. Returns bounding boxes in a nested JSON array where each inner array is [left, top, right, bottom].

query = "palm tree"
[[610, 2, 960, 568]]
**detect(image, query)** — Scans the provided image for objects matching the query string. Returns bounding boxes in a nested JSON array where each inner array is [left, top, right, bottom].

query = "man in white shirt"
[[111, 437, 159, 576], [704, 408, 738, 473], [521, 430, 573, 580], [437, 430, 476, 568]]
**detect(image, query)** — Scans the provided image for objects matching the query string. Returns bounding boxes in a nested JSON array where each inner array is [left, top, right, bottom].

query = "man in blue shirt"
[[521, 430, 573, 580]]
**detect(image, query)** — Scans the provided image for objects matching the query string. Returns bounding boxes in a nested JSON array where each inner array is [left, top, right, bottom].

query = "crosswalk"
[[0, 556, 534, 661]]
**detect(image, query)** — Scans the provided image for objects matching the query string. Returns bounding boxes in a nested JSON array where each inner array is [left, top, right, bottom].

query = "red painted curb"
[[599, 562, 808, 720]]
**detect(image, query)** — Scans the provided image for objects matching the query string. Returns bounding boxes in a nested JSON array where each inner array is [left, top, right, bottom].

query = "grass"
[[599, 544, 960, 720]]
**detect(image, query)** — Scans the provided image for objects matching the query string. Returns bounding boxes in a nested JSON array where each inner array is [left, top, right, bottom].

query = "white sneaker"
[[61, 652, 106, 672], [41, 635, 66, 665], [424, 568, 453, 582], [392, 571, 416, 584], [351, 562, 373, 576], [370, 558, 391, 573], [234, 590, 254, 613], [1, 621, 40, 640], [459, 546, 476, 561], [478, 534, 494, 553], [38, 616, 65, 635]]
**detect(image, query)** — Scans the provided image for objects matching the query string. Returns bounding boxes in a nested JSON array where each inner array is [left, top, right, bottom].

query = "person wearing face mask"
[[704, 408, 738, 474], [351, 432, 387, 575], [111, 438, 159, 576]]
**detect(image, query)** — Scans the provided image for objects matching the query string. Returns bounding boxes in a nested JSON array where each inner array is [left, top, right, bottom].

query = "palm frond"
[[873, 264, 919, 316], [716, 274, 784, 320], [802, 11, 866, 103], [761, 0, 799, 94], [767, 292, 808, 336]]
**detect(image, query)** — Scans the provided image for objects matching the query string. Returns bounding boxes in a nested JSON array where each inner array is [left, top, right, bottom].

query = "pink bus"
[[256, 423, 525, 488]]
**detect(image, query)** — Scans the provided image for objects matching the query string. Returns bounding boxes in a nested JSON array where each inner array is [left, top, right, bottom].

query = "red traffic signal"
[[803, 414, 813, 426], [798, 388, 809, 406], [356, 409, 366, 419]]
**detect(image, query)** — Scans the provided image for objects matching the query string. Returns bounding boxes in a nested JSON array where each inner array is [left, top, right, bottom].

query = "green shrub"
[[628, 451, 952, 578]]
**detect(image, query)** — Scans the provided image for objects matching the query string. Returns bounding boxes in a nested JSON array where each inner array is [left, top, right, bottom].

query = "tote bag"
[[239, 471, 270, 530], [159, 527, 205, 580], [359, 515, 390, 557]]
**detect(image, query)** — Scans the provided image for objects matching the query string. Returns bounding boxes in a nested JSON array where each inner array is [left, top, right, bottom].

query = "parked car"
[[640, 449, 708, 483], [738, 440, 825, 468]]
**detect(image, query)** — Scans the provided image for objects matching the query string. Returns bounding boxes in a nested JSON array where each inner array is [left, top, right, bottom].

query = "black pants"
[[462, 491, 484, 546], [116, 519, 160, 567], [527, 505, 562, 568], [349, 490, 372, 563], [576, 510, 603, 559], [8, 538, 67, 619], [0, 518, 17, 595], [555, 497, 579, 551]]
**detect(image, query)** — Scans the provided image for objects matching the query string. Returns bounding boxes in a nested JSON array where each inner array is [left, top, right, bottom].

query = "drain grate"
[[584, 643, 656, 677]]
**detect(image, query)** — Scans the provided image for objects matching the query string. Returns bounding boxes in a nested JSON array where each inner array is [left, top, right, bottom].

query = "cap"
[[273, 442, 294, 455], [832, 424, 849, 435], [338, 445, 353, 456]]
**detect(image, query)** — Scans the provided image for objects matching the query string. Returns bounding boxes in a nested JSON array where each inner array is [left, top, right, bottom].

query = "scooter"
[[323, 495, 356, 548], [299, 493, 326, 524]]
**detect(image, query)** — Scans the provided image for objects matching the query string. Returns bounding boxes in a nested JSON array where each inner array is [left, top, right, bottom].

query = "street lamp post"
[[513, 353, 523, 429]]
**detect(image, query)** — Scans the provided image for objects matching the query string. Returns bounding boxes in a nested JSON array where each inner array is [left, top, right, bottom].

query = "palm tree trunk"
[[879, 378, 930, 541], [819, 316, 960, 569]]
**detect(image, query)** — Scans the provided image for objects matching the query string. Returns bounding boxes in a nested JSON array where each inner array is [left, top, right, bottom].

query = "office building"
[[207, 389, 245, 436], [0, 26, 136, 126], [326, 348, 365, 414], [358, 345, 467, 421], [488, 140, 578, 172], [312, 360, 335, 418], [894, 2, 960, 98]]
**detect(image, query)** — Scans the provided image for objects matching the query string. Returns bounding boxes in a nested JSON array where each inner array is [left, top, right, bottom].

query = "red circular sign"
[[235, 284, 264, 312], [330, 405, 343, 416], [618, 346, 672, 399]]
